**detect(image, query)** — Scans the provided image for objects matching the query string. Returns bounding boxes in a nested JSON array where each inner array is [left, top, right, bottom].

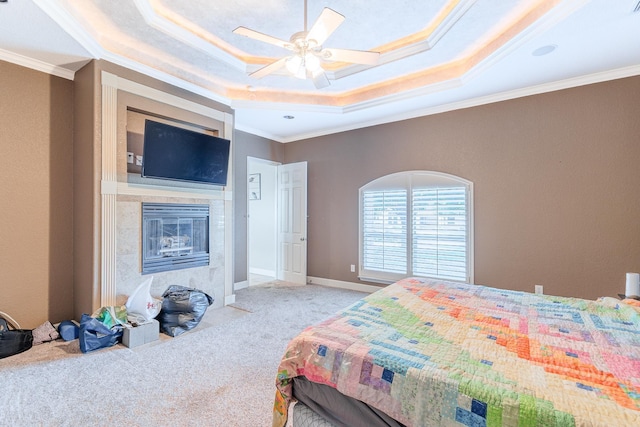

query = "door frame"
[[246, 156, 280, 286]]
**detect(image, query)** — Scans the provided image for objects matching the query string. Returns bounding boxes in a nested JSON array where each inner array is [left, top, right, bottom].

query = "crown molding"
[[343, 78, 463, 114], [33, 0, 105, 58], [266, 64, 640, 143], [230, 98, 341, 114], [0, 48, 76, 80], [233, 122, 286, 142]]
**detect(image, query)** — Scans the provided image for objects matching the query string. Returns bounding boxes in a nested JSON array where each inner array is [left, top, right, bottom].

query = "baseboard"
[[249, 267, 276, 277], [224, 294, 236, 305], [234, 280, 248, 291], [306, 276, 382, 294]]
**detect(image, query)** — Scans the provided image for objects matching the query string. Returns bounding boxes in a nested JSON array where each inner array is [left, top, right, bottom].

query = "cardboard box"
[[122, 319, 159, 348]]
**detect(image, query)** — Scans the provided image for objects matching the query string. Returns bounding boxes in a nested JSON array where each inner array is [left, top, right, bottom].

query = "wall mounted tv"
[[142, 119, 230, 186]]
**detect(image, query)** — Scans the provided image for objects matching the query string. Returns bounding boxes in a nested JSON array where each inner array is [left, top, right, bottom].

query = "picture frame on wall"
[[249, 173, 261, 200]]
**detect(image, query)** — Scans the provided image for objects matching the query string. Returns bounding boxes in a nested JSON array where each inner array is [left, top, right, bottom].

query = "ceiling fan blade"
[[322, 48, 380, 65], [306, 8, 344, 46], [309, 70, 330, 89], [249, 57, 289, 79], [233, 26, 292, 50]]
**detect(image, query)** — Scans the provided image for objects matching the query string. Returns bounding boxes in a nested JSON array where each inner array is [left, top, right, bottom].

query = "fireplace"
[[142, 203, 210, 274]]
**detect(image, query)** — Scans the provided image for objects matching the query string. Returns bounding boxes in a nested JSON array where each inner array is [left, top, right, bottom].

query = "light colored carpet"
[[0, 282, 367, 427]]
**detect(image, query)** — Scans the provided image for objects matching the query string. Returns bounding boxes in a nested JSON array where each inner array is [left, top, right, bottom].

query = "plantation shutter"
[[412, 187, 467, 281], [362, 190, 407, 274]]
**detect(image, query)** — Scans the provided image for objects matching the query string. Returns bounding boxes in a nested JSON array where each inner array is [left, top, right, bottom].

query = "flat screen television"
[[142, 119, 230, 186]]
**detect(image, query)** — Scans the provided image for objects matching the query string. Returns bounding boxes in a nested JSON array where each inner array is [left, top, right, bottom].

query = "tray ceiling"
[[1, 0, 639, 141]]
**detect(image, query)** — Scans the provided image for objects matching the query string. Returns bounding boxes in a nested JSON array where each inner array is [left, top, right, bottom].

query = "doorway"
[[247, 157, 278, 286], [247, 157, 308, 286]]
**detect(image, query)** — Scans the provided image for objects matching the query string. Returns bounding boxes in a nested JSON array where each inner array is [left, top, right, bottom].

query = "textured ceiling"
[[1, 0, 639, 141]]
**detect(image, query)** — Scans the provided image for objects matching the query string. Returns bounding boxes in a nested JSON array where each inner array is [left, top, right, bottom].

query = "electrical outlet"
[[535, 285, 543, 295], [350, 264, 355, 273]]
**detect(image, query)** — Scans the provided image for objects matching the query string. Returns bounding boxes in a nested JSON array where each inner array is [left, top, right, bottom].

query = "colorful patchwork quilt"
[[273, 277, 640, 426]]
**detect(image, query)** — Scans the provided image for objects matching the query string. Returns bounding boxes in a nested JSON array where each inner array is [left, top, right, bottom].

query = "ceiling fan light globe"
[[294, 68, 307, 79], [286, 56, 307, 80], [304, 53, 322, 73], [286, 55, 302, 73]]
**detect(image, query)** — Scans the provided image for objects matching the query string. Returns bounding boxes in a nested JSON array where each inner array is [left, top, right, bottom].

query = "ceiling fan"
[[233, 0, 380, 89]]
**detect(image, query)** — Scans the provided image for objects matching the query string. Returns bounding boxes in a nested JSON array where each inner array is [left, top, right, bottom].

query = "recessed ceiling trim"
[[230, 99, 343, 115], [20, 0, 638, 144], [233, 122, 281, 142], [458, 0, 589, 87], [98, 49, 232, 107], [244, 0, 478, 82], [265, 63, 640, 144], [33, 0, 104, 59], [429, 0, 478, 45], [133, 0, 247, 72], [36, 0, 590, 111], [89, 0, 594, 116], [0, 47, 76, 80], [343, 78, 463, 114], [326, 0, 478, 80], [331, 40, 436, 80], [225, 0, 594, 107]]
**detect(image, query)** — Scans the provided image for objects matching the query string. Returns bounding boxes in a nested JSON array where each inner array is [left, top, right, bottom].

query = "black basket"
[[0, 317, 33, 359]]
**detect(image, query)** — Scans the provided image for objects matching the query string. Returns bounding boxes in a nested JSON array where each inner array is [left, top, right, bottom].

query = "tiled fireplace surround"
[[100, 71, 234, 310], [115, 196, 225, 306]]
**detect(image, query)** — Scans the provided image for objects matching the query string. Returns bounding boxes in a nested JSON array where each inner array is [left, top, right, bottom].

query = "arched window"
[[359, 171, 474, 284]]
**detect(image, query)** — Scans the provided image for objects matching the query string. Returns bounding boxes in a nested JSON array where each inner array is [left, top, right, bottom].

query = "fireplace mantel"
[[100, 71, 235, 308]]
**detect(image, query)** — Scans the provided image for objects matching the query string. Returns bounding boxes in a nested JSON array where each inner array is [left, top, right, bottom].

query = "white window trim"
[[358, 170, 474, 284]]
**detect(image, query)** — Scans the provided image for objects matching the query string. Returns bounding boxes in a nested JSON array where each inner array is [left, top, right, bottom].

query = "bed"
[[273, 277, 640, 426]]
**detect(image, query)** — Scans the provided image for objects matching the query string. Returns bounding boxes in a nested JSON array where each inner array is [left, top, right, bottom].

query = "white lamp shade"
[[304, 52, 321, 73], [285, 53, 322, 80], [285, 55, 306, 79]]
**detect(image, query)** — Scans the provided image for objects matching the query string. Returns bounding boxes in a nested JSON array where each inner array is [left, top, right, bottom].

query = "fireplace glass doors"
[[142, 203, 210, 274]]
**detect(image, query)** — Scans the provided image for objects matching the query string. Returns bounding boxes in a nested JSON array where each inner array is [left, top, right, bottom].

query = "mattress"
[[292, 376, 405, 427], [273, 277, 640, 426], [290, 400, 336, 427]]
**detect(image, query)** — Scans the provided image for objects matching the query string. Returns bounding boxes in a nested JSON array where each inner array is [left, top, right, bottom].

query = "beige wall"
[[283, 76, 640, 300], [3, 58, 237, 327], [0, 61, 74, 328], [2, 55, 639, 328], [73, 60, 100, 320]]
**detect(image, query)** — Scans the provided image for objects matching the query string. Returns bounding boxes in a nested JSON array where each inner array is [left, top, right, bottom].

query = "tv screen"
[[142, 119, 230, 186]]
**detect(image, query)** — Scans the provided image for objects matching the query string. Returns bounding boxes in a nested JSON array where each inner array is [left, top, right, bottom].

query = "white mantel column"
[[100, 72, 119, 307]]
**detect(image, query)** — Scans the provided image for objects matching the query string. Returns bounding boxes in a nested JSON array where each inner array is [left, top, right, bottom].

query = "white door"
[[277, 161, 307, 284]]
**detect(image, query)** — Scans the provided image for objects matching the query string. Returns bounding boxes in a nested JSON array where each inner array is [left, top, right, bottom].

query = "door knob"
[[300, 237, 306, 241]]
